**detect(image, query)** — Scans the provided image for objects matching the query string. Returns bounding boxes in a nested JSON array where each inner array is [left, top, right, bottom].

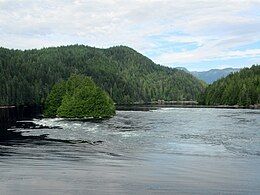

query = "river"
[[0, 108, 259, 194]]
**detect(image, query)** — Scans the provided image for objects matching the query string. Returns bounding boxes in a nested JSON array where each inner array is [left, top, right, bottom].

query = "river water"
[[0, 108, 259, 194]]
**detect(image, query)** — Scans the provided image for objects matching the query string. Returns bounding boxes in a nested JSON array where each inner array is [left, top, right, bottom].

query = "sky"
[[0, 0, 259, 71]]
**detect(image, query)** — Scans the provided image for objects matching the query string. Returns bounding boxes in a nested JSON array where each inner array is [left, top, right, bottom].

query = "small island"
[[44, 74, 115, 119]]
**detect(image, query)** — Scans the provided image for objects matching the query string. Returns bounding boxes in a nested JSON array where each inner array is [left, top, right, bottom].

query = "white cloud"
[[155, 48, 260, 64], [0, 0, 259, 69]]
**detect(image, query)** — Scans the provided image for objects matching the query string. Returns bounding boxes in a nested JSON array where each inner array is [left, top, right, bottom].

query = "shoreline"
[[116, 104, 260, 111]]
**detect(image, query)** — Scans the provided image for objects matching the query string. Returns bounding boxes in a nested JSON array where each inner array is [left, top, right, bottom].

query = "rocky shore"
[[0, 105, 41, 132]]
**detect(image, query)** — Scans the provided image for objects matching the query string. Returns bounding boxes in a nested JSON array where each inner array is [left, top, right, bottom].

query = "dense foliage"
[[200, 65, 260, 106], [0, 45, 205, 106], [43, 81, 66, 117], [44, 75, 115, 118]]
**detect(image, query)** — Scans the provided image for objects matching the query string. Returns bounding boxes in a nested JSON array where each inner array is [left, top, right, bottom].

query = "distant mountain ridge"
[[176, 67, 240, 83], [192, 68, 240, 84]]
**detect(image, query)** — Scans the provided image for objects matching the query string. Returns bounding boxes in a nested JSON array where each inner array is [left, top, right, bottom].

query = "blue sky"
[[0, 0, 259, 71]]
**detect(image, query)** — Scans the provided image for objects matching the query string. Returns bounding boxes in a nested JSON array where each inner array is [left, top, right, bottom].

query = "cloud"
[[0, 0, 259, 70], [155, 48, 260, 64]]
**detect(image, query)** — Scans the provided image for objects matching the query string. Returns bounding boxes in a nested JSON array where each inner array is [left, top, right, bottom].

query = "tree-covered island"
[[44, 74, 115, 119]]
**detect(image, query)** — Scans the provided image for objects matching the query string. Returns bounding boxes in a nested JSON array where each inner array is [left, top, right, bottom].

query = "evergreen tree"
[[45, 75, 115, 119]]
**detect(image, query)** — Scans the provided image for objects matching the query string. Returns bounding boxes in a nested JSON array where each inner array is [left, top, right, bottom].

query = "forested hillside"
[[201, 65, 260, 106], [0, 45, 205, 106]]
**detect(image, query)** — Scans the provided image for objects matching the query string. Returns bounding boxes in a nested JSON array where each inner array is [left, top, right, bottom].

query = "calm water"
[[0, 108, 260, 194]]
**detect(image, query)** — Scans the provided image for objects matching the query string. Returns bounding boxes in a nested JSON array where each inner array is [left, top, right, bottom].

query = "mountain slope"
[[201, 65, 260, 106], [0, 45, 205, 106], [191, 68, 240, 83]]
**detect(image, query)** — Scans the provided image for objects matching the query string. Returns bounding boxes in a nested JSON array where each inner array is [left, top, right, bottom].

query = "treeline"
[[200, 65, 260, 106], [0, 45, 205, 106]]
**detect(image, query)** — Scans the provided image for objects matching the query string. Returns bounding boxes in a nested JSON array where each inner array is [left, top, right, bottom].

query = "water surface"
[[0, 108, 259, 194]]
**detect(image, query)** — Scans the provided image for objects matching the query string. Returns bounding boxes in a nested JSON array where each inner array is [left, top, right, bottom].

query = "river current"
[[0, 108, 259, 194]]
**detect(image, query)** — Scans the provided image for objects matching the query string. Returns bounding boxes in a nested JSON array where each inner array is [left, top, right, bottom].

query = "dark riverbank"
[[0, 105, 41, 132]]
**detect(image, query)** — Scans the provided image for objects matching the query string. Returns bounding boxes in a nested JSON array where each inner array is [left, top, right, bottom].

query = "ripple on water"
[[1, 108, 260, 194]]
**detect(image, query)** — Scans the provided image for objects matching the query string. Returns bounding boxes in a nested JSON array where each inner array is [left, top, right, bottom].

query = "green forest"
[[201, 65, 260, 106], [0, 45, 205, 106], [44, 74, 115, 118]]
